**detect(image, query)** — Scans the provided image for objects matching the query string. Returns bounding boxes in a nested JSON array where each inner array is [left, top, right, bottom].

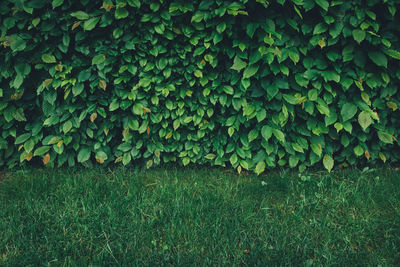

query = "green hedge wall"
[[1, 0, 400, 173]]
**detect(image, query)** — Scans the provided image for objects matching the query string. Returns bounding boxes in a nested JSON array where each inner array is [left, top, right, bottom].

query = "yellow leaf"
[[43, 153, 50, 165], [123, 128, 129, 137], [42, 79, 53, 87], [114, 156, 123, 163], [90, 112, 97, 123], [274, 46, 282, 58], [365, 150, 370, 160], [72, 21, 81, 30], [24, 152, 33, 161], [165, 131, 173, 139], [104, 128, 109, 136], [101, 2, 113, 11], [143, 107, 151, 114], [318, 37, 326, 48], [99, 80, 107, 90], [237, 165, 242, 174], [55, 64, 63, 72], [387, 102, 398, 111], [146, 126, 150, 135], [146, 160, 153, 169], [57, 140, 63, 147], [18, 145, 24, 151], [379, 152, 386, 163], [96, 157, 105, 164]]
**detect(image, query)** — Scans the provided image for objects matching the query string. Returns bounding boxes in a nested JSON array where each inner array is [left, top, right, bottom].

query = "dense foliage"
[[0, 0, 399, 173]]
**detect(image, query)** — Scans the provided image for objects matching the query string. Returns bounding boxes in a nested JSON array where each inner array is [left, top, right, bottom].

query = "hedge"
[[0, 0, 399, 173]]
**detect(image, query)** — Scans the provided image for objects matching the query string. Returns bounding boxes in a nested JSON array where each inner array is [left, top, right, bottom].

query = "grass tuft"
[[0, 167, 399, 265]]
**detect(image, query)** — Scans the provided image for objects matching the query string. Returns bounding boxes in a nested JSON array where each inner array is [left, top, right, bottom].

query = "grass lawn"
[[0, 166, 399, 266]]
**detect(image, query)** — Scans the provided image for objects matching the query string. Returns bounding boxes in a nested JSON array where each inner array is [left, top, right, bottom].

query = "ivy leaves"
[[83, 17, 100, 31], [315, 0, 329, 11], [71, 11, 89, 20], [368, 52, 388, 68], [231, 56, 258, 79], [341, 103, 358, 122], [243, 65, 259, 79], [42, 54, 56, 63], [231, 56, 247, 71], [352, 29, 366, 44], [92, 54, 106, 65], [1, 0, 399, 173]]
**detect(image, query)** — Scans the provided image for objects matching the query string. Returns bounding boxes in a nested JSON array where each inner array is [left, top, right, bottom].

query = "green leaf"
[[315, 0, 329, 11], [63, 120, 73, 134], [368, 51, 388, 68], [42, 54, 56, 63], [289, 50, 300, 64], [222, 85, 234, 95], [52, 0, 64, 9], [354, 145, 364, 156], [352, 29, 366, 44], [72, 84, 84, 96], [378, 131, 393, 144], [341, 103, 357, 122], [92, 54, 106, 65], [334, 122, 343, 133], [127, 0, 141, 8], [248, 129, 259, 142], [216, 22, 226, 33], [70, 11, 89, 20], [132, 103, 143, 115], [83, 17, 100, 31], [205, 153, 216, 160], [10, 35, 26, 52], [272, 129, 285, 143], [324, 71, 340, 83], [292, 143, 304, 153], [231, 56, 247, 71], [323, 155, 334, 172], [261, 125, 273, 141], [15, 133, 31, 145], [182, 157, 190, 166], [115, 8, 129, 19], [78, 147, 91, 162], [289, 155, 299, 168], [358, 111, 372, 131], [283, 94, 298, 105], [228, 127, 234, 137], [255, 161, 265, 175], [384, 49, 400, 60], [308, 89, 318, 101], [313, 23, 327, 35], [311, 143, 322, 157], [14, 108, 26, 121], [243, 65, 259, 79], [230, 153, 238, 166], [123, 152, 132, 165], [257, 109, 267, 122], [34, 146, 50, 156], [24, 139, 35, 153]]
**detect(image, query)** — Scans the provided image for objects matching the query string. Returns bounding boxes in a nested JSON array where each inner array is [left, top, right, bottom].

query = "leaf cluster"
[[0, 0, 399, 173]]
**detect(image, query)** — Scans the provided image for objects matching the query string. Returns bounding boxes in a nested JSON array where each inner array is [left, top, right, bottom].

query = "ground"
[[0, 166, 399, 265]]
